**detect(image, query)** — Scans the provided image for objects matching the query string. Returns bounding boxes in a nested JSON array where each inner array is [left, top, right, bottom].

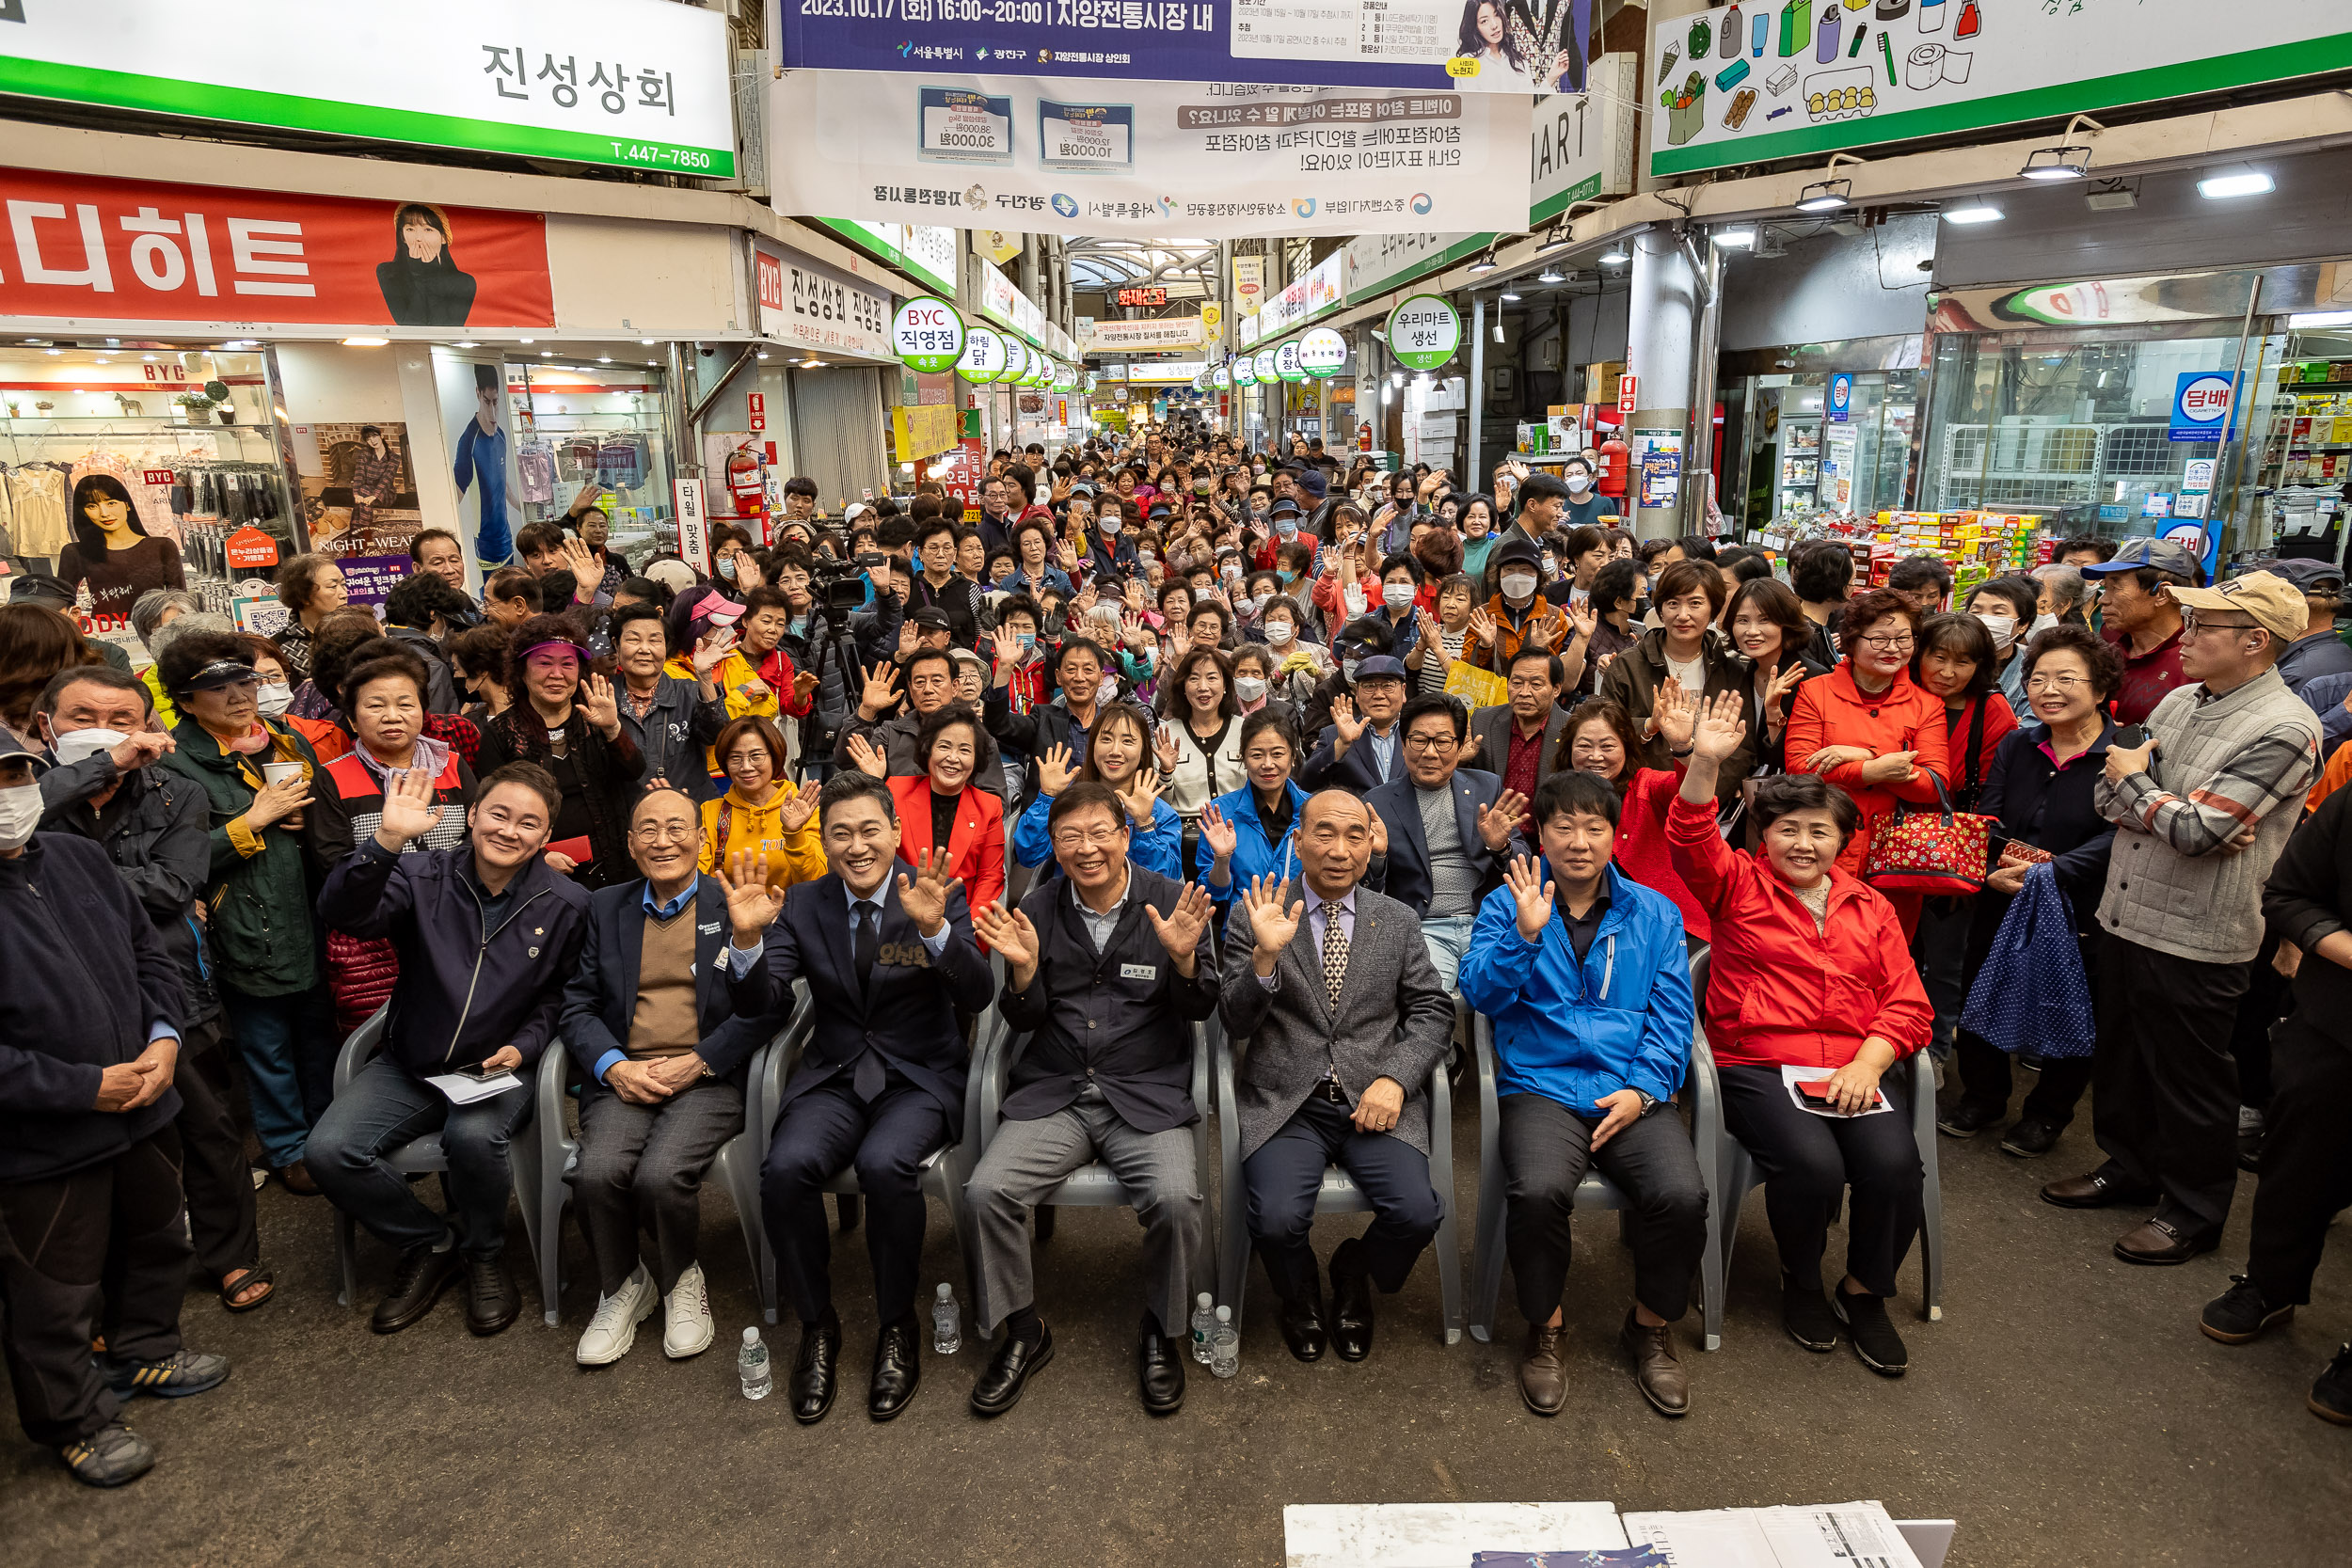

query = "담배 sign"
[[893, 296, 965, 372], [2170, 372, 2235, 442], [1387, 294, 1460, 372]]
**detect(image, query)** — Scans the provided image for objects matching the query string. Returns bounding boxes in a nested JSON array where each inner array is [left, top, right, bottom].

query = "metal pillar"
[[1625, 229, 1699, 541], [1469, 294, 1487, 490], [1683, 239, 1724, 535]]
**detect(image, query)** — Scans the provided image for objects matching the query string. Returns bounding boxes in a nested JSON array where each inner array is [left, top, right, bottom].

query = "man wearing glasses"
[[2045, 573, 2321, 1266], [1363, 694, 1530, 988], [2078, 538, 2198, 725]]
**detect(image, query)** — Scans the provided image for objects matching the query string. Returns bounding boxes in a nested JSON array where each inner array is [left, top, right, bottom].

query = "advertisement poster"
[[1633, 428, 1682, 509], [337, 554, 416, 617], [754, 241, 897, 362], [0, 169, 552, 332], [0, 0, 736, 176], [776, 0, 1591, 95], [1083, 317, 1207, 351], [773, 71, 1530, 240], [434, 349, 527, 569], [1645, 1, 2352, 177], [298, 421, 423, 559]]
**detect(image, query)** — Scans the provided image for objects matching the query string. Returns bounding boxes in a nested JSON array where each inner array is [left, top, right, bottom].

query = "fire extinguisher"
[[723, 445, 767, 520], [1358, 420, 1374, 452], [1597, 434, 1630, 500]]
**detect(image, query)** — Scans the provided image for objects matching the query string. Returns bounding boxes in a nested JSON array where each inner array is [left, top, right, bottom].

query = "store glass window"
[[1734, 369, 1915, 536], [510, 358, 675, 561]]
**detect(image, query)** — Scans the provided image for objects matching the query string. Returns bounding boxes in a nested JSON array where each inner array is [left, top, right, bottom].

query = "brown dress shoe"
[[274, 1161, 321, 1196], [1518, 1322, 1567, 1417], [1620, 1311, 1689, 1417], [2114, 1216, 2216, 1266], [2040, 1169, 2156, 1210]]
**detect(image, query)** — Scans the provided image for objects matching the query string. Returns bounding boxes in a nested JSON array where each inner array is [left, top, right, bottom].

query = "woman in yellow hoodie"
[[662, 588, 782, 787], [696, 714, 824, 887]]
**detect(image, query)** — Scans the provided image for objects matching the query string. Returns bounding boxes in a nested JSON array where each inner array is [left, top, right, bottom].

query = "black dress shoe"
[[2041, 1169, 2159, 1210], [970, 1323, 1054, 1417], [463, 1252, 520, 1336], [868, 1320, 921, 1421], [1138, 1328, 1185, 1416], [790, 1321, 840, 1424], [1329, 1246, 1375, 1364], [372, 1244, 461, 1334], [1278, 1288, 1327, 1363]]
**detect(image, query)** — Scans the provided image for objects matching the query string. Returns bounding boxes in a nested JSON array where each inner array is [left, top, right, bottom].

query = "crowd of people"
[[5, 420, 2350, 1491]]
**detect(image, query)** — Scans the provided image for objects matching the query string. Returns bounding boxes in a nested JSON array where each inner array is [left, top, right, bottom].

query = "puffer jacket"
[[1597, 625, 1757, 800], [156, 717, 325, 997], [696, 784, 827, 886]]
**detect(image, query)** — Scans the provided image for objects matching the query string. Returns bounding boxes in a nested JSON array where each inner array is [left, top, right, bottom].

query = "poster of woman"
[[1454, 0, 1590, 92], [56, 474, 188, 621], [376, 202, 480, 327]]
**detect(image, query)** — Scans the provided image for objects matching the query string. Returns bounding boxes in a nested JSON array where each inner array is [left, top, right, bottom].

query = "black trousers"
[[1718, 1063, 1922, 1297], [0, 1128, 190, 1447], [2090, 932, 2249, 1241], [2229, 931, 2291, 1113], [761, 1076, 948, 1327], [1498, 1092, 1709, 1325], [1952, 925, 2100, 1127], [174, 1021, 261, 1283], [1243, 1094, 1441, 1301], [2247, 1013, 2352, 1307]]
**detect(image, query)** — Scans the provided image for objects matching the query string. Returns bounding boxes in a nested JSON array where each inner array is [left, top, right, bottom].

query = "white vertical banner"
[[674, 477, 708, 572]]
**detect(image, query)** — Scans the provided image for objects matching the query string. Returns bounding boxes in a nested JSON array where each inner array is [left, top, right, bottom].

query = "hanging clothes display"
[[7, 465, 70, 558]]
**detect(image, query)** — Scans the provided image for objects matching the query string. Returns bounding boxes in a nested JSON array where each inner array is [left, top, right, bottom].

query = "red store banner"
[[0, 168, 554, 331]]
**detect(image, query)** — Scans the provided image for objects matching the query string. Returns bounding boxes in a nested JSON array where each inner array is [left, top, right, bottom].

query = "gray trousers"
[[572, 1079, 745, 1296], [966, 1083, 1203, 1338]]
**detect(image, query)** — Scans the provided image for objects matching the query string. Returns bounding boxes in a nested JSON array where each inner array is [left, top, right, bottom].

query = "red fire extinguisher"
[[1597, 434, 1630, 500], [723, 444, 767, 520]]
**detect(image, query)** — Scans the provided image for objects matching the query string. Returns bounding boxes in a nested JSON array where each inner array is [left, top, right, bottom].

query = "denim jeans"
[[217, 981, 336, 1168], [1420, 915, 1475, 992], [308, 1055, 533, 1257]]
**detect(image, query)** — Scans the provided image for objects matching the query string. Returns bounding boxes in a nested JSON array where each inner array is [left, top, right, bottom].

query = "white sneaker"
[[663, 1262, 715, 1359], [575, 1265, 656, 1366]]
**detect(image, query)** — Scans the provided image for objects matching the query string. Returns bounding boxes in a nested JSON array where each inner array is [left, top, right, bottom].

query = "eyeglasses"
[[629, 822, 698, 843], [2024, 674, 2089, 693], [2182, 611, 2262, 638], [1051, 826, 1127, 849], [1852, 632, 1915, 650], [1403, 733, 1457, 752]]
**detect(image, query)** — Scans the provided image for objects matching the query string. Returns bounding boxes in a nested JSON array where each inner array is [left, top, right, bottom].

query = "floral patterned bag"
[[1861, 773, 1996, 895]]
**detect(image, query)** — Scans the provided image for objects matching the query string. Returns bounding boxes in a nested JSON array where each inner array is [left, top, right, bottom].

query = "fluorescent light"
[[640, 338, 657, 345], [540, 350, 553, 356], [2290, 311, 2352, 329], [1468, 254, 1497, 275], [452, 341, 479, 348], [1500, 291, 1522, 302], [1714, 227, 1758, 249], [2197, 168, 2274, 200], [1598, 248, 1629, 265], [1942, 202, 2004, 225], [2020, 146, 2091, 181], [1795, 178, 1852, 214], [43, 348, 61, 356], [597, 356, 613, 364], [342, 336, 389, 347], [518, 337, 534, 344], [1537, 230, 1571, 255]]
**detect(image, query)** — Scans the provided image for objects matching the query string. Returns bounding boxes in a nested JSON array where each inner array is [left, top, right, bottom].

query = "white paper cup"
[[262, 761, 304, 788]]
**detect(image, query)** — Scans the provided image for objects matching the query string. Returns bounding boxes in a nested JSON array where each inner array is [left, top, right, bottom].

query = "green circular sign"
[[958, 325, 1008, 385], [1386, 293, 1461, 372], [1298, 325, 1348, 378], [1006, 341, 1035, 386], [1276, 341, 1306, 382], [892, 296, 965, 373], [1213, 363, 1232, 388], [1232, 354, 1257, 388]]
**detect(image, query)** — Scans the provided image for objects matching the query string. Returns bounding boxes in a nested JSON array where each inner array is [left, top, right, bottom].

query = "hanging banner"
[[959, 325, 1010, 384], [1249, 251, 1348, 342], [1645, 2, 2352, 178], [893, 402, 961, 461], [1233, 254, 1265, 316], [0, 168, 552, 332], [1082, 317, 1207, 351], [1388, 294, 1460, 372], [775, 0, 1593, 95], [893, 296, 966, 372], [772, 71, 1531, 241], [754, 239, 896, 363]]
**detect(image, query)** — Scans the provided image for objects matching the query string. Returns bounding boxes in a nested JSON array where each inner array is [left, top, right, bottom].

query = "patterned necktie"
[[1320, 900, 1348, 1011]]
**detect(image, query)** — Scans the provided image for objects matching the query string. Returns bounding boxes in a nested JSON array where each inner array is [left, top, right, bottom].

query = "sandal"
[[219, 1266, 275, 1313]]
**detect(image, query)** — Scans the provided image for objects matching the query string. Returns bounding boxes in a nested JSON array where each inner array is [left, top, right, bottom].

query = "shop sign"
[[755, 241, 896, 362], [935, 437, 989, 521], [1249, 251, 1349, 345], [2169, 372, 2235, 443], [1232, 355, 1257, 387], [1633, 428, 1682, 509], [0, 168, 552, 331], [772, 72, 1530, 242], [974, 257, 1075, 356], [1387, 294, 1461, 372], [0, 0, 736, 177], [892, 403, 961, 462], [1275, 341, 1306, 382], [1298, 326, 1349, 378], [223, 526, 279, 570], [777, 0, 1594, 95], [1645, 1, 2352, 179], [959, 325, 1010, 385], [1083, 317, 1207, 352], [674, 476, 709, 572], [813, 221, 960, 296], [1253, 351, 1280, 383], [892, 296, 965, 373], [1826, 373, 1853, 424]]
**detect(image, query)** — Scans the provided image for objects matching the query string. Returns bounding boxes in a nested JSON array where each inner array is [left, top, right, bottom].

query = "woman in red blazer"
[[848, 702, 1007, 923], [1670, 691, 1934, 1379]]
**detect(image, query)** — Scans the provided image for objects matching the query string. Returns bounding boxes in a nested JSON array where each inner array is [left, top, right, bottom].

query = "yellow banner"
[[892, 403, 959, 462]]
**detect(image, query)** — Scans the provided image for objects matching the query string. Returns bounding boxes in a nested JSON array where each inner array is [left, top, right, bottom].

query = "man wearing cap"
[[2265, 558, 2352, 695], [1300, 653, 1413, 796], [2045, 571, 2322, 1265], [1463, 536, 1570, 676], [904, 605, 955, 652], [2081, 537, 2198, 726]]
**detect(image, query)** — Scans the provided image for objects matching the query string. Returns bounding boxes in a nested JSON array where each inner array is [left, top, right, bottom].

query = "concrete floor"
[[4, 1097, 2346, 1567]]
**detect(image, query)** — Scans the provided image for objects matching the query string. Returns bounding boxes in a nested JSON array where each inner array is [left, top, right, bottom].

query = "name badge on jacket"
[[1120, 963, 1156, 981]]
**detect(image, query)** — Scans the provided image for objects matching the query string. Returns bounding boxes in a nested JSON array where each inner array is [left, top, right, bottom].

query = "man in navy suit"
[[557, 789, 782, 1370], [1364, 694, 1529, 989], [1298, 654, 1412, 796], [740, 771, 993, 1424]]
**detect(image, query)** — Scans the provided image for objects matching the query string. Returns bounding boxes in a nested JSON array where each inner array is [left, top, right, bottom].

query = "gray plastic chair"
[[752, 981, 985, 1325], [328, 1006, 567, 1326], [1467, 950, 1728, 1349], [1213, 1016, 1463, 1344]]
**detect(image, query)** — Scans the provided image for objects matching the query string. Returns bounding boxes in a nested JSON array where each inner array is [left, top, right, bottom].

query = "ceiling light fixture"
[[1795, 177, 1852, 214], [2020, 145, 2092, 181], [641, 338, 657, 345], [1536, 267, 1565, 284], [1500, 290, 1521, 302], [1941, 202, 2005, 225], [1713, 227, 1758, 249], [453, 341, 479, 348], [2197, 166, 2274, 200], [597, 356, 613, 363], [1537, 228, 1571, 256], [1468, 250, 1498, 276], [342, 336, 389, 347]]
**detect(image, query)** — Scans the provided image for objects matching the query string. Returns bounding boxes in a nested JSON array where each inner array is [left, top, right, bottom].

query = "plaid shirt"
[[2103, 689, 2318, 856]]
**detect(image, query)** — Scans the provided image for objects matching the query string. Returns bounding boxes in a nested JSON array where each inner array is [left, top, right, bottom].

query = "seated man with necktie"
[[1221, 791, 1455, 1364], [964, 781, 1220, 1418], [556, 790, 783, 1370], [743, 772, 993, 1423], [1298, 655, 1412, 796]]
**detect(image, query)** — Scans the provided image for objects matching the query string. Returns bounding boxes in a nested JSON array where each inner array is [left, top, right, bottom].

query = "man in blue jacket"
[[0, 741, 228, 1488], [310, 762, 591, 1338], [1459, 768, 1707, 1421]]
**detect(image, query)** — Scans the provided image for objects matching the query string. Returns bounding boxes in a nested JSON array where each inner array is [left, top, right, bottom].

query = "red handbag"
[[1861, 774, 1996, 895]]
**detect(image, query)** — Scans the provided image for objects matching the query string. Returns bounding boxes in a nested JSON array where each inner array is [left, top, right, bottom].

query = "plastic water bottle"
[[1190, 1291, 1217, 1365], [1209, 1306, 1240, 1379], [932, 1282, 962, 1354], [738, 1326, 771, 1401]]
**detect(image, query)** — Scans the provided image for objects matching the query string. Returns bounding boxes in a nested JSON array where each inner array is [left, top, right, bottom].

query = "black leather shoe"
[[1329, 1245, 1375, 1364], [868, 1320, 921, 1421], [970, 1323, 1054, 1417], [1138, 1328, 1185, 1415], [463, 1252, 520, 1336], [2042, 1169, 2159, 1210], [790, 1321, 840, 1424], [1278, 1286, 1327, 1363], [372, 1244, 461, 1334]]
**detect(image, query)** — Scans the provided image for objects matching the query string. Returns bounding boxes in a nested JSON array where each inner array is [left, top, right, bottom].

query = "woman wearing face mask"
[[1151, 645, 1248, 879], [1457, 494, 1502, 581], [1598, 559, 1751, 799], [473, 616, 646, 889], [1559, 456, 1621, 530], [237, 637, 299, 721], [1724, 578, 1828, 774], [842, 702, 1005, 921], [695, 713, 823, 891], [709, 525, 757, 587], [447, 623, 516, 726], [1007, 702, 1181, 879], [1462, 537, 1580, 683], [1670, 694, 1934, 1377], [1198, 707, 1310, 911], [1258, 596, 1334, 711], [1961, 576, 2042, 722], [154, 629, 334, 1195], [1229, 643, 1281, 721]]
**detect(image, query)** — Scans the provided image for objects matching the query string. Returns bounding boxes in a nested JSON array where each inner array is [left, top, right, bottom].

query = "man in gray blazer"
[[1220, 791, 1455, 1365], [1469, 648, 1573, 808]]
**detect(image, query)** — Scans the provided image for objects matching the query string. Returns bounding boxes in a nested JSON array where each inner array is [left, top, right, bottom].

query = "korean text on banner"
[[893, 403, 961, 462], [777, 0, 1593, 96], [0, 168, 553, 331], [0, 0, 737, 177], [755, 241, 896, 362], [1444, 660, 1508, 712], [773, 71, 1531, 241]]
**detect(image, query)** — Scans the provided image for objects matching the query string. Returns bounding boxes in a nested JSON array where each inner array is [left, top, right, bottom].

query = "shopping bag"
[[1860, 773, 1995, 895], [1958, 862, 2097, 1059], [1445, 659, 1509, 712]]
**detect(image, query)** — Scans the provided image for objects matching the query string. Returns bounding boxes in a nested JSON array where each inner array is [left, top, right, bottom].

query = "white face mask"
[[1236, 594, 1263, 617], [1235, 675, 1269, 703], [1565, 474, 1592, 494], [1096, 675, 1122, 705], [1221, 562, 1242, 581], [1501, 571, 1539, 601], [1382, 582, 1417, 610], [1343, 657, 1362, 682], [1540, 554, 1558, 578], [1976, 611, 2019, 651], [1264, 620, 1295, 646], [2030, 610, 2059, 634], [0, 782, 40, 852], [256, 683, 294, 717], [49, 726, 126, 768], [1098, 518, 1121, 535]]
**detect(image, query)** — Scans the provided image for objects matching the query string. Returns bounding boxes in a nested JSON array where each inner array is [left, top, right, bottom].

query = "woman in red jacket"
[[1784, 587, 1951, 936], [847, 701, 1006, 924], [1670, 691, 1933, 1378], [1908, 611, 2019, 1063], [1553, 691, 1708, 940]]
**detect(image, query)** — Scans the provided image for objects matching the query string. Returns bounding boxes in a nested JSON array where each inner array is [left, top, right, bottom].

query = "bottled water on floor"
[[933, 1281, 962, 1354], [1210, 1306, 1239, 1378], [738, 1326, 771, 1400], [1190, 1291, 1217, 1365]]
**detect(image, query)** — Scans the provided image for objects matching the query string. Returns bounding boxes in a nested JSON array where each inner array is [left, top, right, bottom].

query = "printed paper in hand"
[[424, 1071, 522, 1106]]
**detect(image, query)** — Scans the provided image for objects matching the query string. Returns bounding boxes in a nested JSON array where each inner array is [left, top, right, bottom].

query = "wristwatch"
[[1632, 1089, 1658, 1117]]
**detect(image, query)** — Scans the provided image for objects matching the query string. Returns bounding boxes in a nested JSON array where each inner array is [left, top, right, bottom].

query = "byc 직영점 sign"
[[893, 296, 966, 373]]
